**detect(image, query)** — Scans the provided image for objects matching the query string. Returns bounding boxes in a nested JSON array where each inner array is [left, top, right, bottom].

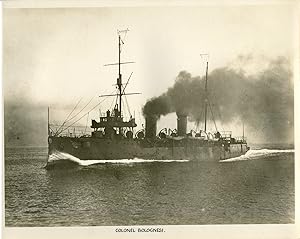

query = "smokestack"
[[177, 113, 187, 137], [141, 56, 293, 143], [145, 115, 157, 138]]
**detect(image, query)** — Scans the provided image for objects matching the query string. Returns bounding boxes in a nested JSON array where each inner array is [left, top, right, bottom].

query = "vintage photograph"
[[3, 1, 295, 230]]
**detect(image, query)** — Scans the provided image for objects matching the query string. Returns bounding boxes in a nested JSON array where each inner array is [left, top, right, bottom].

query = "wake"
[[220, 148, 294, 163], [47, 150, 189, 167], [47, 148, 294, 168]]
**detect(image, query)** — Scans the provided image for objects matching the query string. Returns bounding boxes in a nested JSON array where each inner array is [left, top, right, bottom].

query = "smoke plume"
[[142, 56, 294, 143]]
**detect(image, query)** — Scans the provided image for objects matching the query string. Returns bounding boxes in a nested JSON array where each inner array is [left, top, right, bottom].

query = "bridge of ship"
[[91, 109, 137, 129]]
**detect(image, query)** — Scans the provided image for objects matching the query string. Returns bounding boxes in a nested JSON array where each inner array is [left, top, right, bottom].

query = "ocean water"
[[5, 146, 294, 226]]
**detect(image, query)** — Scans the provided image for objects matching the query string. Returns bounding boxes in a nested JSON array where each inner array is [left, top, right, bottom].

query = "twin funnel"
[[145, 113, 187, 138]]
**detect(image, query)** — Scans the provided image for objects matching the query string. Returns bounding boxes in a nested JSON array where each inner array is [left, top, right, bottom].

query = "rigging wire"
[[195, 104, 204, 132], [110, 91, 118, 111], [208, 97, 218, 132], [57, 89, 116, 135], [124, 94, 132, 117], [209, 90, 225, 133], [55, 97, 94, 136], [122, 72, 133, 95], [121, 98, 128, 119], [84, 112, 89, 135], [58, 96, 111, 134], [98, 95, 102, 117], [119, 29, 128, 53], [65, 95, 95, 123], [54, 97, 83, 136], [50, 124, 89, 128]]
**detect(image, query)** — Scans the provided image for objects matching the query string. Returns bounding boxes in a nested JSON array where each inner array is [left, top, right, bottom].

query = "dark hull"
[[48, 136, 249, 162]]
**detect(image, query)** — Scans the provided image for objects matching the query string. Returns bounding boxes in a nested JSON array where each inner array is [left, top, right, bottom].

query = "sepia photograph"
[[2, 0, 297, 238]]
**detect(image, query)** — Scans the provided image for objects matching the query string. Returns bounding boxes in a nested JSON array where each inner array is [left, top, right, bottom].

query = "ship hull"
[[48, 136, 248, 162]]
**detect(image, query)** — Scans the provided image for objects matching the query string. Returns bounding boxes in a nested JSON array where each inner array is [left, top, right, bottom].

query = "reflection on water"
[[5, 147, 294, 226]]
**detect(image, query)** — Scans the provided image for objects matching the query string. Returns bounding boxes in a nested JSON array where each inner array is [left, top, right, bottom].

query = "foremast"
[[91, 29, 139, 137], [204, 60, 208, 132], [117, 29, 127, 116]]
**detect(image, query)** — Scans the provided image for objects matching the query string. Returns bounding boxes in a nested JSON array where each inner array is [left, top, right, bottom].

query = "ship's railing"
[[99, 112, 132, 118], [159, 129, 222, 141], [98, 114, 134, 122], [219, 131, 232, 139], [49, 124, 93, 138], [211, 131, 247, 143], [234, 136, 247, 143], [156, 129, 247, 144]]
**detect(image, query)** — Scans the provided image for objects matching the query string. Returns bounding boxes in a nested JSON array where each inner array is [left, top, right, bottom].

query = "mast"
[[47, 106, 50, 158], [118, 34, 122, 114], [204, 60, 208, 132], [116, 29, 130, 116], [242, 121, 245, 142], [47, 107, 50, 136]]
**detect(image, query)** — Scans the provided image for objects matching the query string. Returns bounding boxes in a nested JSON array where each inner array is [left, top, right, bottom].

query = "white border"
[[1, 1, 298, 239]]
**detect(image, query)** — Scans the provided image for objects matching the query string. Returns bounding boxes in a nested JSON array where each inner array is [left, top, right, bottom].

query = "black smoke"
[[142, 56, 294, 143], [142, 93, 173, 119]]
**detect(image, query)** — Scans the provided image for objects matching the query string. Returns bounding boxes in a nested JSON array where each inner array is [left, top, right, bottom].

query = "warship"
[[46, 30, 249, 167]]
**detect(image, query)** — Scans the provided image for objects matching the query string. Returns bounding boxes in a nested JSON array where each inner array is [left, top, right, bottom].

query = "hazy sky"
[[3, 3, 296, 142]]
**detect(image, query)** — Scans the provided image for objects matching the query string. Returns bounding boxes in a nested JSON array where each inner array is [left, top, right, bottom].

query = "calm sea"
[[5, 146, 294, 226]]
